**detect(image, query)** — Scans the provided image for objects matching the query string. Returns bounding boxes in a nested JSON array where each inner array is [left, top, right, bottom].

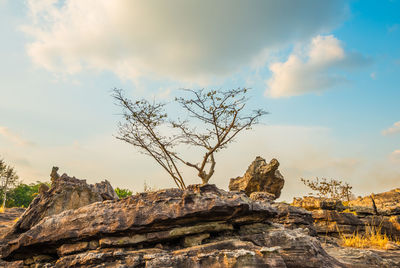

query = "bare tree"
[[113, 88, 266, 189], [301, 177, 353, 202], [0, 159, 19, 208]]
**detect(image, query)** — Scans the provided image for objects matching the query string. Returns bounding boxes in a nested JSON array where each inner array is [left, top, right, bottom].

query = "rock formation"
[[1, 163, 399, 267], [229, 157, 285, 199], [4, 172, 118, 241], [0, 179, 344, 267], [293, 192, 400, 240], [348, 188, 400, 216]]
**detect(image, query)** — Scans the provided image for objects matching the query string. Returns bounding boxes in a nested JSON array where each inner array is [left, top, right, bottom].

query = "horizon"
[[1, 0, 399, 201]]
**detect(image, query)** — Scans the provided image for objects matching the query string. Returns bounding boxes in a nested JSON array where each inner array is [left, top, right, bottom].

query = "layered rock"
[[229, 157, 285, 199], [1, 183, 344, 267], [293, 191, 400, 240], [292, 196, 345, 212], [271, 203, 317, 236], [4, 173, 118, 240], [323, 242, 400, 268], [348, 188, 400, 216]]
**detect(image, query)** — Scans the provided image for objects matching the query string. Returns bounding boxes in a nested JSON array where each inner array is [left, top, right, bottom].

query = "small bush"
[[301, 177, 354, 201], [115, 188, 133, 199]]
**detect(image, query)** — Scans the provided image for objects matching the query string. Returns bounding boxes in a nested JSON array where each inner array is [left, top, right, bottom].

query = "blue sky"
[[0, 0, 399, 200]]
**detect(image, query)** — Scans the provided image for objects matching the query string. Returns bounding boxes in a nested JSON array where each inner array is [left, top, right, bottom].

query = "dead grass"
[[0, 206, 4, 213], [340, 224, 399, 250]]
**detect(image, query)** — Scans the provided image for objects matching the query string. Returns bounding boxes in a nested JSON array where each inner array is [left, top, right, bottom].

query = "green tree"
[[115, 187, 133, 199], [5, 182, 49, 208], [0, 159, 20, 207]]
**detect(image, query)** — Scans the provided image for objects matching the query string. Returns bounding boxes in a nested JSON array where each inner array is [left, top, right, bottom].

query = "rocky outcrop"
[[293, 191, 400, 240], [4, 173, 118, 240], [348, 188, 400, 216], [229, 157, 285, 199], [1, 183, 344, 267], [293, 196, 345, 212], [323, 241, 400, 268], [271, 203, 317, 236]]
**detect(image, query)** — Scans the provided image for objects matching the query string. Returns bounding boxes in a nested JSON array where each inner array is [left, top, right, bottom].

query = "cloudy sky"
[[0, 0, 399, 201]]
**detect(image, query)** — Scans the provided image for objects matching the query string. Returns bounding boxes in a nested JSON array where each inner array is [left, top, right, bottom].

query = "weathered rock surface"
[[0, 208, 25, 238], [348, 188, 400, 216], [0, 208, 25, 267], [229, 156, 285, 199], [0, 183, 344, 267], [4, 173, 118, 240], [293, 196, 345, 212], [323, 241, 400, 268], [271, 203, 317, 236], [293, 190, 400, 240], [51, 226, 344, 268]]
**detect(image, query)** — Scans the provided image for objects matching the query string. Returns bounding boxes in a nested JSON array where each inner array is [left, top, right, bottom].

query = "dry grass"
[[340, 224, 399, 250], [0, 206, 4, 213]]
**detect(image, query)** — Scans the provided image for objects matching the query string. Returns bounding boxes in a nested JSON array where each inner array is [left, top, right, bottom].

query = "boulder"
[[4, 172, 118, 239], [1, 184, 276, 260], [229, 157, 285, 199], [0, 183, 345, 267]]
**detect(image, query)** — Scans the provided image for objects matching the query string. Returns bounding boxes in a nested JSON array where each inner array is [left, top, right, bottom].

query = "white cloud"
[[22, 0, 347, 83], [266, 35, 369, 98], [0, 126, 34, 146], [382, 121, 400, 136]]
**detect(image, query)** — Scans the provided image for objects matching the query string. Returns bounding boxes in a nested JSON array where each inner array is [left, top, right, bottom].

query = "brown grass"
[[340, 224, 399, 250]]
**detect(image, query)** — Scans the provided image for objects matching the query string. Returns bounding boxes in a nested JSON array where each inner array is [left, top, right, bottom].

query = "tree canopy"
[[113, 88, 266, 188]]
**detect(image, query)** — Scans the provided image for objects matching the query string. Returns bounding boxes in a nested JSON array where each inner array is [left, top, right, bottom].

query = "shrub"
[[115, 187, 133, 199], [301, 177, 354, 201]]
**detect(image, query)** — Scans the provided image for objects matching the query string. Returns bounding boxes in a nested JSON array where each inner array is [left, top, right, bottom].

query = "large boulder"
[[4, 172, 118, 239], [1, 183, 345, 267], [229, 157, 285, 199]]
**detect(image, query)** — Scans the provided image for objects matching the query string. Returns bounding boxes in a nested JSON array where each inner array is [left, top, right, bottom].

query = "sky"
[[0, 0, 399, 201]]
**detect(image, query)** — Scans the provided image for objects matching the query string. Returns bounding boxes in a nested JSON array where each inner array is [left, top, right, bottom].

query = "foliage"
[[0, 181, 50, 208], [115, 187, 133, 199], [301, 177, 354, 201], [0, 158, 20, 207], [113, 88, 266, 188]]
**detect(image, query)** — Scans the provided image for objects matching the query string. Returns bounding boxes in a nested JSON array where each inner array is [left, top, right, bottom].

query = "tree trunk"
[[2, 176, 8, 208]]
